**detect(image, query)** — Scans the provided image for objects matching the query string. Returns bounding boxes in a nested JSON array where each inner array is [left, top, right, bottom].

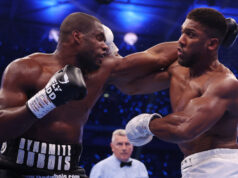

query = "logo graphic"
[[1, 142, 7, 154], [58, 74, 69, 84]]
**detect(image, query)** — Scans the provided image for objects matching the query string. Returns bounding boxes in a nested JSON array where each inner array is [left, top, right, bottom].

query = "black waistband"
[[0, 138, 82, 174]]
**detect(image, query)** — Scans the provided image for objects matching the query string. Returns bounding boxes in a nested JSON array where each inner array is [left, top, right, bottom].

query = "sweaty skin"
[[165, 60, 238, 156], [0, 20, 178, 144], [125, 19, 238, 157]]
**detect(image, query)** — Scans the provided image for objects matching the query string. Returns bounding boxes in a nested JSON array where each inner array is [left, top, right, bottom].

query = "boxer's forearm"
[[149, 112, 210, 143], [146, 41, 178, 67], [125, 112, 191, 146], [115, 41, 178, 78], [0, 106, 37, 142], [111, 41, 178, 93], [150, 93, 227, 143], [121, 41, 178, 71], [115, 70, 170, 95], [149, 114, 192, 143]]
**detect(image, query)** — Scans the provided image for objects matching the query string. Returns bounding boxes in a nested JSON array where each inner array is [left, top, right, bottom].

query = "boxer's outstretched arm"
[[109, 41, 178, 94], [126, 77, 238, 145], [117, 69, 171, 95]]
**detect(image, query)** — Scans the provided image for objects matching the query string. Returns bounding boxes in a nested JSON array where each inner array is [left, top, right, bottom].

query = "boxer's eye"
[[185, 29, 196, 38], [96, 34, 105, 42], [187, 32, 195, 38]]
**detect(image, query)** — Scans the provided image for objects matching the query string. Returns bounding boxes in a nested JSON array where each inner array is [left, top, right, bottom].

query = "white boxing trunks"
[[181, 148, 238, 178]]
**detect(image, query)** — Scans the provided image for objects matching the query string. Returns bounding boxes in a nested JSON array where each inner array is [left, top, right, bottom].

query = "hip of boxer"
[[0, 137, 86, 177], [181, 148, 238, 178]]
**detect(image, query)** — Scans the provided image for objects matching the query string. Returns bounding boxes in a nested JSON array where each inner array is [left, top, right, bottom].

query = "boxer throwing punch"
[[0, 12, 178, 177], [125, 8, 238, 178]]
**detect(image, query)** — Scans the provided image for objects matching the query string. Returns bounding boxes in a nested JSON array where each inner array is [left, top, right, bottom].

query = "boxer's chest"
[[169, 69, 209, 112], [34, 64, 110, 111]]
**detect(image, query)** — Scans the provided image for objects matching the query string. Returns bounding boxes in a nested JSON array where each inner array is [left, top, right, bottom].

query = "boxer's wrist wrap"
[[27, 89, 56, 119], [102, 24, 119, 56], [146, 113, 162, 135]]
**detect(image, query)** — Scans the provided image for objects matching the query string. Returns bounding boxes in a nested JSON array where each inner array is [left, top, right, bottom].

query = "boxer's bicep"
[[0, 63, 29, 109], [183, 77, 238, 135], [169, 78, 236, 141], [0, 89, 27, 109], [180, 95, 227, 139], [150, 95, 227, 143], [0, 62, 37, 141]]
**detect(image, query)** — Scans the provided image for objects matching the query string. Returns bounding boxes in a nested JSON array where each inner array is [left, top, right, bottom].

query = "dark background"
[[0, 0, 238, 177]]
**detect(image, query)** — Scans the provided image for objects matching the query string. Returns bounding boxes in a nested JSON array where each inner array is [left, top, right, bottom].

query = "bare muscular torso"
[[3, 42, 175, 145], [15, 53, 116, 144], [169, 61, 238, 156]]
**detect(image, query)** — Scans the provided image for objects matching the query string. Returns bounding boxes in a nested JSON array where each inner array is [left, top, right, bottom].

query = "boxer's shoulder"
[[2, 54, 49, 90], [206, 72, 238, 97], [9, 53, 58, 76], [6, 53, 43, 73]]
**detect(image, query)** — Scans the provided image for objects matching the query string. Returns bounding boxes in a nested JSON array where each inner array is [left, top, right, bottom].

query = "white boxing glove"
[[102, 24, 119, 56], [125, 113, 162, 146]]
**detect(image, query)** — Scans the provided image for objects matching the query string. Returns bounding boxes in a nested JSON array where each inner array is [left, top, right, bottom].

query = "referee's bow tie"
[[120, 161, 132, 167]]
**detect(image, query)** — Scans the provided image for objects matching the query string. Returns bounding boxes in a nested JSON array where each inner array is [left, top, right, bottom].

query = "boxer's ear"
[[207, 38, 219, 51], [72, 30, 82, 44]]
